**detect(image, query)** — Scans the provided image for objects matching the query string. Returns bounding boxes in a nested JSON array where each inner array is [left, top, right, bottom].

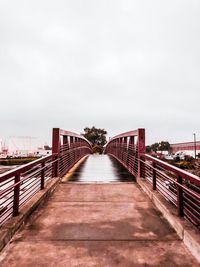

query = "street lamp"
[[193, 133, 197, 159]]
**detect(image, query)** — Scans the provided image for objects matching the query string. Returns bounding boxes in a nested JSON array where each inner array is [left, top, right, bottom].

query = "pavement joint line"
[[11, 238, 181, 243], [46, 201, 150, 203], [61, 182, 136, 185]]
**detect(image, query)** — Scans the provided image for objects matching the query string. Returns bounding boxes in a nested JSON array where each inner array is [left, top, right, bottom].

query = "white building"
[[33, 149, 52, 157]]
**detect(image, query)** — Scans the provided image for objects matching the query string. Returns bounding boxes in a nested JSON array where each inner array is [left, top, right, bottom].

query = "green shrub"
[[174, 161, 195, 170], [0, 158, 37, 166]]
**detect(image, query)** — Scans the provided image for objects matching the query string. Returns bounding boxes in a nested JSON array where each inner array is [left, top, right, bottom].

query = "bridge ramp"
[[0, 182, 198, 266]]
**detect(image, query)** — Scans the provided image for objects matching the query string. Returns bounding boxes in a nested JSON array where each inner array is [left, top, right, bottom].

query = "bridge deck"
[[64, 154, 134, 183], [0, 156, 198, 266]]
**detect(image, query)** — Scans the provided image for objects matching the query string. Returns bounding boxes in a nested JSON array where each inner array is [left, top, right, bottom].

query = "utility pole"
[[193, 133, 197, 159]]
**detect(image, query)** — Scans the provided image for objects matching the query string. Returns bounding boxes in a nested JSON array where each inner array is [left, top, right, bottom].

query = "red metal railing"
[[0, 128, 92, 226], [0, 155, 57, 225], [140, 154, 200, 228], [104, 129, 145, 178], [52, 128, 92, 177], [105, 129, 200, 229]]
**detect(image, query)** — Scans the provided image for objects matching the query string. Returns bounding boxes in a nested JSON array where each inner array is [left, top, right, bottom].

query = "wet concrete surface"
[[0, 240, 197, 267], [67, 155, 134, 183], [0, 157, 198, 266], [0, 183, 198, 266]]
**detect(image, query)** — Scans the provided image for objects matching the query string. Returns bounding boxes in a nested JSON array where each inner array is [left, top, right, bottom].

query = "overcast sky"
[[0, 0, 200, 146]]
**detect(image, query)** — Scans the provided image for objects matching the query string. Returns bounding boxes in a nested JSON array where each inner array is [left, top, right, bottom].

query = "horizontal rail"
[[0, 155, 57, 225], [109, 130, 140, 141], [53, 128, 92, 177], [59, 129, 91, 146], [143, 154, 200, 186], [0, 155, 54, 182], [104, 129, 145, 178], [141, 154, 200, 229]]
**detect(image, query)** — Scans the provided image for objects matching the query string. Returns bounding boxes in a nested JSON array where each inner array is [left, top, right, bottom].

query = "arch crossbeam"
[[104, 129, 145, 178], [52, 128, 92, 177]]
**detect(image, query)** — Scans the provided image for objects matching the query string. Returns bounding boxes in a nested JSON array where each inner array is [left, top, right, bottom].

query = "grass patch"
[[0, 157, 38, 166]]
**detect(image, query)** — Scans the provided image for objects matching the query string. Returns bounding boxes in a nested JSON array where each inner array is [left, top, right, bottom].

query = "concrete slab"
[[0, 183, 198, 266], [51, 183, 147, 202], [138, 178, 200, 262], [0, 240, 199, 267], [0, 177, 60, 252], [15, 201, 178, 241]]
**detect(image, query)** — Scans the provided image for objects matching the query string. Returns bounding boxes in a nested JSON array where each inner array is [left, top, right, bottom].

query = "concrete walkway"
[[0, 182, 198, 266], [65, 154, 134, 183]]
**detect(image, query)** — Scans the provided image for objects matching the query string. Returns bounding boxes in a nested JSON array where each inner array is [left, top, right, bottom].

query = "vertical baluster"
[[63, 135, 69, 175], [124, 137, 127, 165], [177, 175, 184, 217], [13, 174, 20, 216], [152, 162, 156, 190], [53, 154, 58, 177], [41, 161, 45, 190], [138, 129, 145, 179], [52, 128, 60, 177]]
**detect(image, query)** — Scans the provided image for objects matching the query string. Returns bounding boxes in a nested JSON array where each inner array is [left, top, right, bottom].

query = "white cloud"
[[0, 0, 200, 145]]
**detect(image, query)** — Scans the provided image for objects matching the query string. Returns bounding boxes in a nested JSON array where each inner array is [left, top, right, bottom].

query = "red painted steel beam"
[[52, 128, 92, 178], [52, 128, 61, 154], [59, 129, 91, 146], [109, 129, 140, 141], [105, 129, 145, 179]]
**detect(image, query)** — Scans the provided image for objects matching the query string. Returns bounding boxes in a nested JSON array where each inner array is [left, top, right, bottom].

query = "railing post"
[[128, 136, 134, 173], [70, 136, 74, 147], [63, 135, 69, 147], [53, 155, 58, 178], [123, 137, 127, 163], [177, 175, 184, 217], [52, 128, 60, 177], [152, 162, 156, 190], [138, 128, 145, 179], [41, 161, 45, 190], [13, 174, 20, 217]]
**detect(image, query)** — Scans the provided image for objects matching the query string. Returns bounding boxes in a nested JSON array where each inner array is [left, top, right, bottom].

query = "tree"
[[146, 141, 170, 153], [146, 145, 151, 153], [82, 126, 107, 147], [151, 142, 159, 152], [159, 141, 170, 151]]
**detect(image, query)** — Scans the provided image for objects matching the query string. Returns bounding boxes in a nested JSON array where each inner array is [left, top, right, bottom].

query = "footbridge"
[[0, 128, 199, 266]]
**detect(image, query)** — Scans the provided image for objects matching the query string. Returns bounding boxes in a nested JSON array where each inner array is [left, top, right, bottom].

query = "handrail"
[[0, 157, 58, 196], [0, 154, 55, 182], [59, 129, 91, 146], [0, 154, 57, 224], [52, 128, 92, 177], [104, 129, 145, 178], [109, 130, 139, 141], [140, 153, 200, 228], [143, 154, 200, 186], [140, 158, 200, 200]]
